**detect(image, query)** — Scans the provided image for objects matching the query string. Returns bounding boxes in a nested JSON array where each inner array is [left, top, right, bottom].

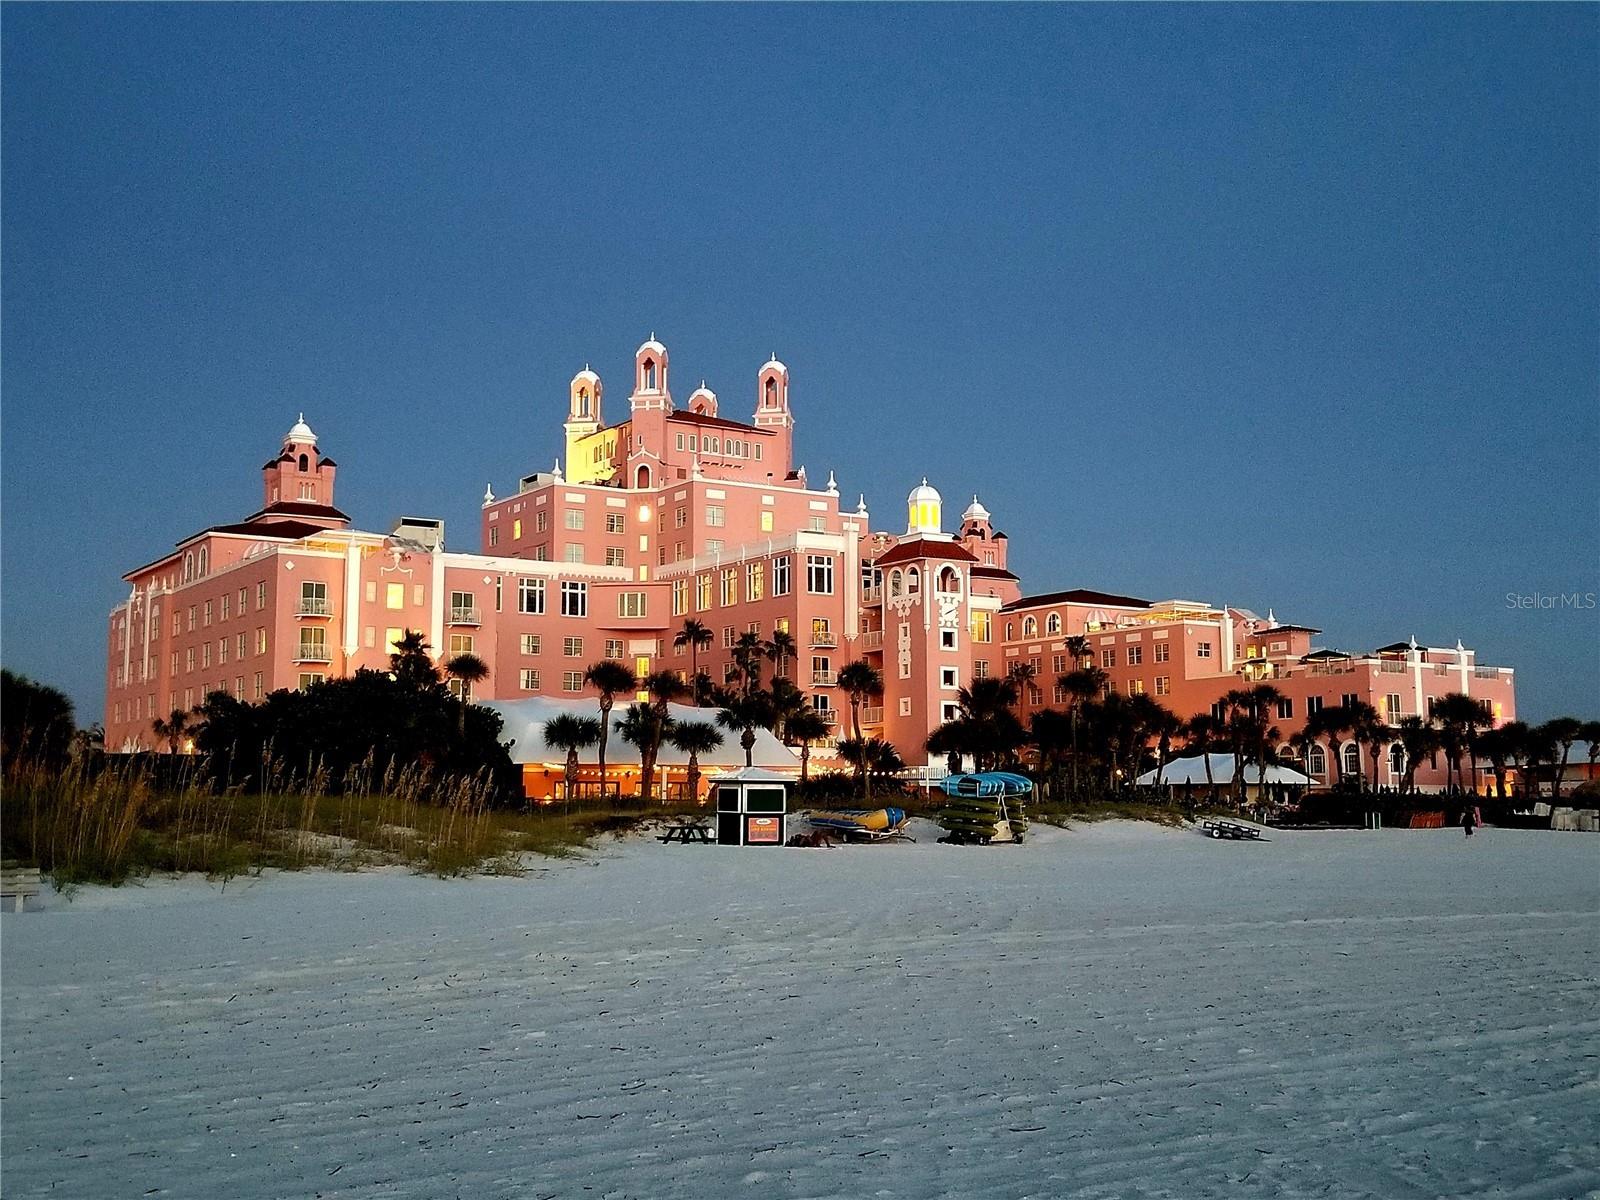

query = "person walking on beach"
[[1462, 805, 1478, 838]]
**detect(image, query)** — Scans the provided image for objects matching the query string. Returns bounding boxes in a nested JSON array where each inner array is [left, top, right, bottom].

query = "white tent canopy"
[[481, 697, 801, 770], [1135, 754, 1314, 787]]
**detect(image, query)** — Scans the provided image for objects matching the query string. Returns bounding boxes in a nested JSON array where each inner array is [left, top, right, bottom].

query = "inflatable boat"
[[806, 807, 910, 840]]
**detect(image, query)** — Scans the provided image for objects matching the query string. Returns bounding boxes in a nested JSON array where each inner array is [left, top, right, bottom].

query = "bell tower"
[[564, 367, 603, 480], [627, 335, 671, 490], [260, 414, 341, 525], [754, 355, 794, 479]]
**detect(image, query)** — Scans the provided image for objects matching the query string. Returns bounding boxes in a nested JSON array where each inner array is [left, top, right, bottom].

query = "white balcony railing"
[[860, 629, 884, 651], [861, 587, 882, 605], [1379, 660, 1407, 673], [297, 599, 331, 617], [861, 705, 884, 726], [810, 630, 837, 648], [295, 642, 332, 663], [811, 670, 838, 687], [449, 607, 481, 625], [816, 709, 839, 726]]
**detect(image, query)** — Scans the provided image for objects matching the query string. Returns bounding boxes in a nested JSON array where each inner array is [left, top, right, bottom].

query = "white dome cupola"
[[907, 478, 943, 535], [962, 495, 991, 524], [285, 413, 316, 446]]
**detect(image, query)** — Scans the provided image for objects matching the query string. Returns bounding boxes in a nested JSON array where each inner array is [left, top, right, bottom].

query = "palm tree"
[[643, 670, 689, 796], [443, 652, 490, 734], [1305, 704, 1358, 791], [836, 660, 884, 744], [1029, 708, 1073, 797], [1431, 693, 1492, 794], [1352, 707, 1388, 794], [929, 719, 975, 777], [1472, 725, 1515, 799], [151, 708, 192, 755], [716, 690, 776, 769], [1540, 716, 1583, 799], [955, 676, 1026, 772], [673, 619, 714, 700], [618, 702, 675, 805], [838, 736, 903, 802], [1063, 635, 1093, 671], [767, 676, 808, 741], [1144, 702, 1183, 789], [1007, 660, 1038, 708], [1394, 716, 1439, 795], [785, 709, 830, 784], [1184, 713, 1220, 801], [1060, 665, 1107, 798], [1581, 721, 1600, 785], [390, 629, 439, 690], [668, 720, 723, 802], [731, 631, 767, 695], [543, 713, 601, 805], [765, 629, 798, 681], [583, 659, 638, 801], [1244, 684, 1286, 783]]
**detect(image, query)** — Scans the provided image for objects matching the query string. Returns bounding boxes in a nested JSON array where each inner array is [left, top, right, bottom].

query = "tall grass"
[[0, 747, 683, 888]]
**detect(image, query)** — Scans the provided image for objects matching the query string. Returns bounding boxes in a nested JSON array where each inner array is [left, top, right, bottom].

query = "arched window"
[[577, 388, 589, 417], [1306, 744, 1327, 779], [888, 570, 903, 598], [183, 552, 194, 582], [765, 377, 776, 404], [906, 568, 920, 593], [197, 547, 208, 576], [1389, 743, 1407, 777], [1046, 612, 1061, 635], [1005, 621, 1014, 640], [635, 465, 651, 489], [643, 360, 656, 390], [1022, 616, 1037, 637], [298, 454, 309, 472], [1342, 743, 1361, 779], [936, 566, 960, 594]]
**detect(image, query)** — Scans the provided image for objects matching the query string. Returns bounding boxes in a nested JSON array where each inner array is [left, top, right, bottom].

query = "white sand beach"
[[3, 821, 1597, 1199]]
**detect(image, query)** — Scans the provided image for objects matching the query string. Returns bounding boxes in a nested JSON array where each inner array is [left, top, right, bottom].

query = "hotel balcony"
[[861, 586, 882, 605], [297, 599, 331, 617], [294, 643, 332, 663], [448, 607, 481, 626], [860, 629, 884, 651], [810, 630, 838, 648], [816, 709, 839, 726], [861, 705, 884, 726], [811, 670, 838, 687]]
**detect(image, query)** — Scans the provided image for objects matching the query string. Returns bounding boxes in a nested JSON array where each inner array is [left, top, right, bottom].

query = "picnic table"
[[1200, 819, 1265, 841], [657, 821, 713, 844]]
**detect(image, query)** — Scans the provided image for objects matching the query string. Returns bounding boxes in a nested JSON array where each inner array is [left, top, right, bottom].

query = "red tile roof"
[[246, 501, 351, 522], [871, 539, 979, 567], [1001, 588, 1150, 612], [667, 410, 773, 435]]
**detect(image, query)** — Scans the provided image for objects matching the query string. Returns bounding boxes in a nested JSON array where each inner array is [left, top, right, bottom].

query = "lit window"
[[513, 519, 522, 539], [672, 579, 688, 615], [760, 512, 774, 533], [721, 568, 738, 606], [746, 562, 764, 601], [386, 583, 405, 610]]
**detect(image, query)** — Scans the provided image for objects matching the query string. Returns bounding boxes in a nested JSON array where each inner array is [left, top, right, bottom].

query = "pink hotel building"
[[104, 337, 1517, 793]]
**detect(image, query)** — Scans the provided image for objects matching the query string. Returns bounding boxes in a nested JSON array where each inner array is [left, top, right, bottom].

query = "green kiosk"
[[714, 767, 792, 847]]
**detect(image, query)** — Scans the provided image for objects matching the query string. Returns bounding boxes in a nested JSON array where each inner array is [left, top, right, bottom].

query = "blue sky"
[[4, 5, 1596, 723]]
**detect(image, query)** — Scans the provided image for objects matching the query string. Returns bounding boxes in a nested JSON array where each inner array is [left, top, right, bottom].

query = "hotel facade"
[[104, 337, 1516, 793]]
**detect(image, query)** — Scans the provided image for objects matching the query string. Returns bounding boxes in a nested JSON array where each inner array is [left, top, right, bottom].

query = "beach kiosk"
[[714, 767, 791, 847]]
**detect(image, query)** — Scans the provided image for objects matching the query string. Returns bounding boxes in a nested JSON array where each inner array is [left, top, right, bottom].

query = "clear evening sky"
[[3, 5, 1596, 724]]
